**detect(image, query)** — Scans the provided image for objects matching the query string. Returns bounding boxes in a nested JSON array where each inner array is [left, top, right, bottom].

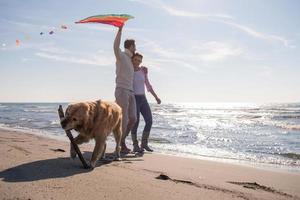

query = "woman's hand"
[[156, 97, 161, 104]]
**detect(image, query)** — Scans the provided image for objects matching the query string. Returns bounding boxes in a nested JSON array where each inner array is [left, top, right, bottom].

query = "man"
[[113, 25, 137, 153]]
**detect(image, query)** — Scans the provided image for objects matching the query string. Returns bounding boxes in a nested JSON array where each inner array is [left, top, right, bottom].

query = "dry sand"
[[0, 128, 299, 200]]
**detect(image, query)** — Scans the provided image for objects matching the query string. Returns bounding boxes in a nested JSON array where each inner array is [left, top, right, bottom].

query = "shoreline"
[[0, 128, 300, 200], [0, 126, 299, 174]]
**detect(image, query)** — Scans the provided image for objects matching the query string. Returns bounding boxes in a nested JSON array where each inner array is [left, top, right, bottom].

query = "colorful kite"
[[75, 14, 134, 27], [16, 39, 20, 46]]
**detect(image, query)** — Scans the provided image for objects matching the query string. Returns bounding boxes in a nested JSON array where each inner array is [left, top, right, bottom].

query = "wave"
[[23, 109, 55, 113], [0, 116, 11, 120], [278, 153, 300, 160], [50, 120, 60, 125], [272, 115, 300, 120], [275, 123, 300, 131], [153, 143, 300, 167], [0, 123, 36, 132], [149, 137, 172, 144], [237, 115, 262, 119]]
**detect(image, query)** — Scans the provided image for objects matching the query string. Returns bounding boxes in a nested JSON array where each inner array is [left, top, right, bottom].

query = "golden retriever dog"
[[60, 100, 122, 169]]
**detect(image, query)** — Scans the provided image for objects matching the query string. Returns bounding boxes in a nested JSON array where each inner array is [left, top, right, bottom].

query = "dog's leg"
[[70, 135, 89, 159], [90, 134, 106, 169], [100, 142, 107, 160], [113, 122, 122, 161]]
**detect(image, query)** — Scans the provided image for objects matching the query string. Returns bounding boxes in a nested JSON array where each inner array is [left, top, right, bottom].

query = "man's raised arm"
[[114, 26, 123, 61]]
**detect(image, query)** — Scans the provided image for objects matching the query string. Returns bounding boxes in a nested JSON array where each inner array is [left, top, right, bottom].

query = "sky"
[[0, 0, 300, 103]]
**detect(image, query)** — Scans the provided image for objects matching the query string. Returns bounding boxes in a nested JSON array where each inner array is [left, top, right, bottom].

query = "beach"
[[0, 128, 299, 200]]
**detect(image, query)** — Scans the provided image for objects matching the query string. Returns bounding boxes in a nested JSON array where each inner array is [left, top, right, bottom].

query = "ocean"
[[0, 102, 299, 172]]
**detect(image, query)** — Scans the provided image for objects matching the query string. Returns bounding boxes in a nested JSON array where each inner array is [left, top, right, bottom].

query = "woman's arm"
[[149, 88, 161, 104], [142, 66, 161, 104]]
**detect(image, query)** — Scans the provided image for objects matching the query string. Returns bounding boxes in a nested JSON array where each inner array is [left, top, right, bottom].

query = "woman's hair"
[[124, 39, 135, 49], [132, 52, 143, 59]]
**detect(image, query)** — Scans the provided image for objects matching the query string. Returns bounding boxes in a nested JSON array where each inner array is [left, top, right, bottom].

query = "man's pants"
[[115, 87, 137, 143]]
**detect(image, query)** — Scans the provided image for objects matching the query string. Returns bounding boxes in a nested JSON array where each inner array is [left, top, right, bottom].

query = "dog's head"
[[60, 103, 90, 131]]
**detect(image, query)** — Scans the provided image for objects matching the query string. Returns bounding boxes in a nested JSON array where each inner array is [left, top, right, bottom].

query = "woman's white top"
[[133, 68, 152, 95]]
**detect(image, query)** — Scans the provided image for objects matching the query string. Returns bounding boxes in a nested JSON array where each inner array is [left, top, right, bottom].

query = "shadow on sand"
[[0, 151, 143, 183]]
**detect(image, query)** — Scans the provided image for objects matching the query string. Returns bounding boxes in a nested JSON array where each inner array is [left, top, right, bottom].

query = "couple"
[[113, 25, 161, 154]]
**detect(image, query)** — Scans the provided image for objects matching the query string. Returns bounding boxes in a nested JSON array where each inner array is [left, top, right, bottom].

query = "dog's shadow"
[[0, 151, 143, 183]]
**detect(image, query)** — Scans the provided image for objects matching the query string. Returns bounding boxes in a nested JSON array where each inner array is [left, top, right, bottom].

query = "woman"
[[131, 52, 161, 153]]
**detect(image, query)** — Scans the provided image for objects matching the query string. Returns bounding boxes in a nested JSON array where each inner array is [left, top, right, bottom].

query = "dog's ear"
[[65, 104, 76, 117], [65, 105, 70, 116]]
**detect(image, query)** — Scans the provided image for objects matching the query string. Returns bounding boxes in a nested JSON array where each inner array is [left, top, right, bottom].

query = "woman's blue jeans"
[[131, 95, 152, 135]]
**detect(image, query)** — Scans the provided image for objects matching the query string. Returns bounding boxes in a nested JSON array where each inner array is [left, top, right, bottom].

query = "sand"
[[0, 128, 299, 200]]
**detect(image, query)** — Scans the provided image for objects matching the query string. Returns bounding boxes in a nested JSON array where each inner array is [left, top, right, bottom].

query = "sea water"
[[0, 102, 299, 172]]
